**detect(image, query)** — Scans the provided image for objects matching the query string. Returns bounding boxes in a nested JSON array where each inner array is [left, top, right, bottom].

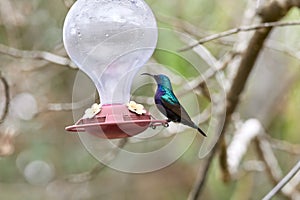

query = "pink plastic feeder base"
[[65, 104, 168, 139]]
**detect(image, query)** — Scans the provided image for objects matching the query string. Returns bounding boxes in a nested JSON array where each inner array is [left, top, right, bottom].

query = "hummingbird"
[[142, 73, 207, 137]]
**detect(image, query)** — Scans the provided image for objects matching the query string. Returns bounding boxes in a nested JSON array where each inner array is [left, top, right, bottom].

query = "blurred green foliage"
[[0, 0, 300, 200]]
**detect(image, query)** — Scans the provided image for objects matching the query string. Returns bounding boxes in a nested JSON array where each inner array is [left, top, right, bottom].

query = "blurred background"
[[0, 0, 300, 199]]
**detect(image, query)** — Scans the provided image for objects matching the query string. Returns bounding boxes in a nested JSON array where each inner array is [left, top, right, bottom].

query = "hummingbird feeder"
[[64, 0, 168, 139]]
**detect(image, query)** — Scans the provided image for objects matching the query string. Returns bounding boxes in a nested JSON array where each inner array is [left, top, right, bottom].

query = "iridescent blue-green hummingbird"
[[142, 73, 207, 137]]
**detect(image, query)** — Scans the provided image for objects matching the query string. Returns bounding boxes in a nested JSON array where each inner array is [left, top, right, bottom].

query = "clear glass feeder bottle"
[[64, 0, 168, 138]]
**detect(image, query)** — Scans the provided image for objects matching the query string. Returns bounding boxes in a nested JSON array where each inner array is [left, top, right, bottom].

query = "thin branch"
[[255, 135, 282, 185], [269, 137, 300, 155], [0, 1, 24, 47], [256, 134, 300, 199], [156, 14, 206, 38], [66, 138, 127, 183], [218, 2, 298, 182], [156, 14, 235, 47], [176, 52, 237, 97], [47, 96, 95, 111], [262, 161, 300, 200], [282, 169, 300, 199], [265, 40, 300, 61], [188, 0, 298, 198], [225, 0, 258, 83], [177, 34, 230, 101], [242, 160, 266, 172], [179, 35, 218, 68], [0, 43, 77, 69], [179, 20, 300, 52], [187, 147, 216, 200], [0, 72, 9, 124]]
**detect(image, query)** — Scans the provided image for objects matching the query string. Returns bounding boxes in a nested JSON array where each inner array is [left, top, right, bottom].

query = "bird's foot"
[[150, 124, 156, 129], [149, 120, 169, 129]]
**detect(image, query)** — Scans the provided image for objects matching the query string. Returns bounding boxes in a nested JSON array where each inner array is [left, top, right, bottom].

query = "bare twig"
[[0, 1, 24, 46], [0, 72, 9, 124], [180, 35, 218, 68], [188, 0, 299, 198], [187, 150, 215, 200], [47, 96, 95, 111], [179, 20, 300, 52], [269, 137, 300, 155], [262, 161, 300, 200], [218, 1, 299, 182], [177, 34, 229, 101], [256, 134, 300, 199], [282, 170, 300, 199], [242, 160, 266, 172], [177, 52, 236, 97], [0, 43, 77, 69], [157, 14, 235, 47], [255, 135, 282, 184], [265, 40, 300, 61], [225, 0, 258, 84], [66, 138, 127, 183]]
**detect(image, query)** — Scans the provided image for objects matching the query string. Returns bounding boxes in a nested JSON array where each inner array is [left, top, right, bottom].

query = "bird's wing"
[[160, 91, 193, 124], [160, 90, 206, 136]]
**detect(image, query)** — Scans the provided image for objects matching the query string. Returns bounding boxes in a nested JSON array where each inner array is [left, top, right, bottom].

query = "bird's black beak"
[[141, 73, 154, 77]]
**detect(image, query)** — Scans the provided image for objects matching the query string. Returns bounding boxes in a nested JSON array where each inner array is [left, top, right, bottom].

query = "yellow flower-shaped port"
[[82, 103, 102, 119], [127, 101, 146, 115]]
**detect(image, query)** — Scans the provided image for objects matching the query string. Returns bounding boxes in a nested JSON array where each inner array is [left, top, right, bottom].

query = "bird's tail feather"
[[197, 127, 207, 137], [182, 120, 207, 137]]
